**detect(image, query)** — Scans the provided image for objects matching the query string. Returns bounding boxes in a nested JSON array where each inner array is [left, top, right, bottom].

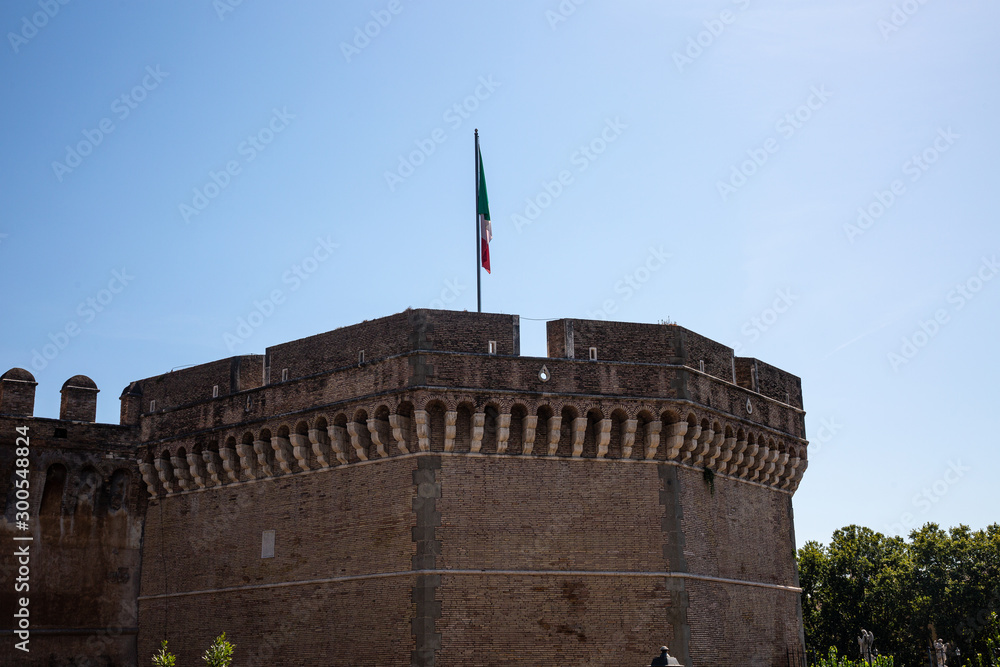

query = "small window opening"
[[488, 340, 498, 355], [699, 360, 705, 373], [212, 385, 219, 398], [358, 350, 365, 364], [588, 347, 598, 361], [281, 368, 289, 382], [149, 400, 156, 412], [261, 530, 275, 558]]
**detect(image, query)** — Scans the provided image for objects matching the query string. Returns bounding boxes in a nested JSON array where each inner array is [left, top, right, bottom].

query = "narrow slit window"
[[358, 350, 365, 364], [281, 368, 289, 382], [488, 340, 498, 355], [212, 385, 219, 398], [589, 347, 598, 361], [149, 400, 156, 412]]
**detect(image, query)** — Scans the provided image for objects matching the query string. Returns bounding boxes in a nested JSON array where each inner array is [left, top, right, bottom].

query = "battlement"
[[263, 308, 520, 383], [1, 308, 809, 666]]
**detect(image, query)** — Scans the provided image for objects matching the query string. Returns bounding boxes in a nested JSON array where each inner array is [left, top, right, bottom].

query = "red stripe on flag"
[[481, 238, 491, 274]]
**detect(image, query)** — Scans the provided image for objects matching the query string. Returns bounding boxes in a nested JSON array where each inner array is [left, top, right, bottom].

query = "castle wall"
[[0, 416, 142, 666], [136, 451, 803, 666], [137, 456, 418, 665], [2, 309, 808, 666], [546, 319, 737, 385], [264, 309, 520, 385], [137, 356, 264, 416], [734, 357, 804, 409]]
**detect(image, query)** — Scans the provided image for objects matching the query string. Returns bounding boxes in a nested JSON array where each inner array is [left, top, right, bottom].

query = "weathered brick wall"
[[547, 318, 680, 364], [545, 320, 739, 384], [0, 417, 142, 666], [134, 451, 803, 665], [677, 327, 736, 382], [137, 457, 418, 664], [675, 466, 798, 585], [139, 579, 415, 666], [436, 457, 665, 572], [131, 356, 264, 417], [435, 574, 674, 666], [59, 375, 99, 422], [264, 310, 519, 385], [1, 309, 807, 666], [685, 578, 802, 667], [0, 368, 37, 417], [734, 357, 804, 410]]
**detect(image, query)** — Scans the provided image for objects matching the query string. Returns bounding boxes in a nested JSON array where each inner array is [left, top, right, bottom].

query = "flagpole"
[[475, 128, 482, 313]]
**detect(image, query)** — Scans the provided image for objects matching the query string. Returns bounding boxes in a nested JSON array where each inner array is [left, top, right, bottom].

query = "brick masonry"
[[1, 309, 808, 666]]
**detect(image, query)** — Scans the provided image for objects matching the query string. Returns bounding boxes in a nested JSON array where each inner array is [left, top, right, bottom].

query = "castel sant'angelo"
[[1, 309, 809, 666]]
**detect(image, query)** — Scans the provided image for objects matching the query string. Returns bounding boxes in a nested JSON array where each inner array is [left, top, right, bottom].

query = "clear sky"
[[1, 1, 997, 547]]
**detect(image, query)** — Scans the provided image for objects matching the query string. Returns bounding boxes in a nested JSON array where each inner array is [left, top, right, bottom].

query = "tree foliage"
[[151, 640, 176, 667], [799, 523, 1000, 667], [202, 632, 235, 667], [149, 633, 235, 667]]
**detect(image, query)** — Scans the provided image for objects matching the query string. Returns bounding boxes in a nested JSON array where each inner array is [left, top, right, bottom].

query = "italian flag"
[[477, 145, 492, 273]]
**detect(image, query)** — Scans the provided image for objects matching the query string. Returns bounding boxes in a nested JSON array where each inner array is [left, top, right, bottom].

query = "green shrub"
[[150, 633, 235, 666], [151, 640, 176, 667], [202, 632, 235, 667], [813, 646, 895, 667]]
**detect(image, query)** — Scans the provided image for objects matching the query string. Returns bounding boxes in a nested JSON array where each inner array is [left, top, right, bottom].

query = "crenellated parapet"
[[135, 389, 808, 499]]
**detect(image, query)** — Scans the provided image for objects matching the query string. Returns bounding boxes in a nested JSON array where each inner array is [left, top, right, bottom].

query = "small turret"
[[119, 381, 143, 426], [60, 375, 99, 422], [0, 367, 37, 417]]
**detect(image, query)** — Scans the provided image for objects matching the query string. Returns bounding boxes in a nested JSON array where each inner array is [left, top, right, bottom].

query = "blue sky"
[[1, 1, 997, 547]]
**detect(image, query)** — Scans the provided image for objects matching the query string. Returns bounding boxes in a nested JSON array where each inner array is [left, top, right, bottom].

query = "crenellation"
[[1, 309, 809, 666]]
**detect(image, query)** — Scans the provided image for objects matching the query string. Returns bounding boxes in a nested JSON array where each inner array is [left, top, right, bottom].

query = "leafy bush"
[[202, 632, 235, 667], [151, 640, 176, 667], [149, 633, 235, 666], [813, 646, 895, 667]]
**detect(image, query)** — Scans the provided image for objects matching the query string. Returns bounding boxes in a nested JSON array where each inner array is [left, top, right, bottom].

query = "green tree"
[[202, 632, 235, 667], [151, 640, 176, 667], [799, 523, 1000, 667]]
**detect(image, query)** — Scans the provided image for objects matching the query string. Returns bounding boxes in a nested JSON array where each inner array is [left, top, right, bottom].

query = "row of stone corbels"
[[673, 421, 808, 491], [137, 410, 806, 498]]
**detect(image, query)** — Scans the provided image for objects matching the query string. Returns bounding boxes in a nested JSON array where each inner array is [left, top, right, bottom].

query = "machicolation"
[[1, 308, 808, 666]]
